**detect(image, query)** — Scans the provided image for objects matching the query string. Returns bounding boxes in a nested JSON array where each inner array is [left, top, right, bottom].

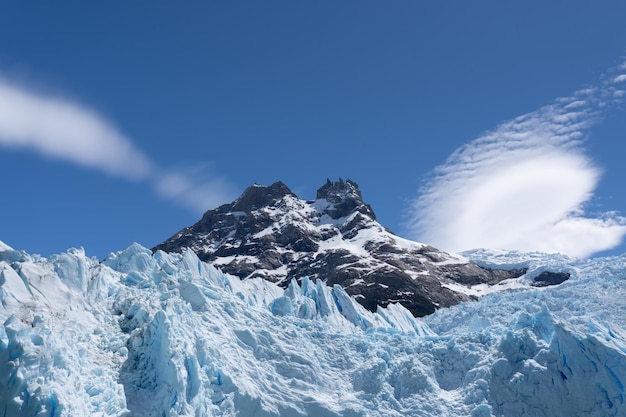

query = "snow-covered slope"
[[1, 240, 625, 416]]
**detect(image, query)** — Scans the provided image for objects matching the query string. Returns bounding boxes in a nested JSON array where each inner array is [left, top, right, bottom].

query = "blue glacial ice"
[[0, 240, 625, 416]]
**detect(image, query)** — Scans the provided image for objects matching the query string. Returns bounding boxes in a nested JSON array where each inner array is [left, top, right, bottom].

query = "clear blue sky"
[[1, 1, 625, 259]]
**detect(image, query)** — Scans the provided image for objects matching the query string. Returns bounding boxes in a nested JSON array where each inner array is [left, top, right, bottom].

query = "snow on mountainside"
[[154, 179, 526, 317], [1, 240, 626, 416]]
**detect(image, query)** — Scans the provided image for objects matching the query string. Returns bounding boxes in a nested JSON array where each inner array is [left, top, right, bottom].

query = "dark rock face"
[[154, 179, 525, 317], [232, 181, 295, 213], [531, 271, 570, 287]]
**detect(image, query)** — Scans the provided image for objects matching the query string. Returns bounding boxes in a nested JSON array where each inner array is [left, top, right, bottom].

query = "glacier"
[[1, 240, 625, 417]]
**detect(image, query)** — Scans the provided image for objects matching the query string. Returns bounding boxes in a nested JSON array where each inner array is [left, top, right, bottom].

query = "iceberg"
[[0, 241, 625, 416]]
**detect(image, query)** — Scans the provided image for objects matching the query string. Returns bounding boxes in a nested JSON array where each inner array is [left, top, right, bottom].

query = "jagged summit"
[[154, 179, 525, 316], [231, 181, 295, 213], [315, 178, 376, 220]]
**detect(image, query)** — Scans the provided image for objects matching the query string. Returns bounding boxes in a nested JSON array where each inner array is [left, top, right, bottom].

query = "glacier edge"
[[0, 242, 625, 416]]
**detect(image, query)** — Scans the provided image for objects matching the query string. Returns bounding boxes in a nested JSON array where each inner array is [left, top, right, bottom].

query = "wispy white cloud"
[[154, 169, 236, 214], [0, 77, 153, 180], [0, 75, 235, 213], [408, 63, 626, 258]]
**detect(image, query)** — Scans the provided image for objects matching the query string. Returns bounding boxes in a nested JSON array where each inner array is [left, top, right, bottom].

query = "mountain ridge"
[[154, 179, 528, 316]]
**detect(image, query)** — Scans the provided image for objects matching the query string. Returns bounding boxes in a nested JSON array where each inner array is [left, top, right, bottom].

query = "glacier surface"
[[0, 240, 625, 416]]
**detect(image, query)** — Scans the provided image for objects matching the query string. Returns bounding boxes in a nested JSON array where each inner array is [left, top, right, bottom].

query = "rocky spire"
[[316, 178, 376, 220]]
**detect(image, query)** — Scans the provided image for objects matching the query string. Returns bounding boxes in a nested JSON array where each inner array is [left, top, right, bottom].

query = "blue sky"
[[1, 1, 626, 259]]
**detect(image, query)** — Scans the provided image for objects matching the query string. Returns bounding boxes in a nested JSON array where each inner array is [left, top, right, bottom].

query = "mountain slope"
[[155, 179, 526, 316]]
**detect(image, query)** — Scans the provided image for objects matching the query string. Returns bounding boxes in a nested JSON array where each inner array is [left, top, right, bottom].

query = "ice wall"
[[0, 242, 625, 416]]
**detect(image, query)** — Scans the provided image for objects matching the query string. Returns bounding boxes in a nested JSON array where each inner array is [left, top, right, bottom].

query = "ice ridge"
[[0, 242, 625, 416]]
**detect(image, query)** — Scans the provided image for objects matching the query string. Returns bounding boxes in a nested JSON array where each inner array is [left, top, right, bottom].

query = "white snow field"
[[1, 240, 625, 416]]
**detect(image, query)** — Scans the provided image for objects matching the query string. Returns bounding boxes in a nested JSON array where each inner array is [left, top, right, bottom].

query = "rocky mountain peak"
[[231, 181, 295, 213], [154, 178, 527, 317], [315, 178, 376, 220]]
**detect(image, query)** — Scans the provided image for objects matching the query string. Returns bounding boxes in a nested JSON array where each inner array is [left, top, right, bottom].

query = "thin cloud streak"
[[0, 75, 234, 213], [408, 64, 626, 258], [154, 170, 236, 215]]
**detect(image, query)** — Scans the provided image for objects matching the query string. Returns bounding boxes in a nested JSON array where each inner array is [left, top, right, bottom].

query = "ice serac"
[[154, 179, 525, 316], [0, 242, 434, 417], [1, 242, 625, 416]]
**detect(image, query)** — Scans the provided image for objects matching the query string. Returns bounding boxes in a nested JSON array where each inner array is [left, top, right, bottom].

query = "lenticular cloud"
[[409, 66, 626, 258]]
